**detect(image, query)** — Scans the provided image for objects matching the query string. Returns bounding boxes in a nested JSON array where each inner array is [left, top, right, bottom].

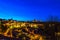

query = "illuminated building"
[[0, 19, 60, 40]]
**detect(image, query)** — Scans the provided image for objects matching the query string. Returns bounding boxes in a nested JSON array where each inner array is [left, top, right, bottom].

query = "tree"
[[47, 16, 60, 22]]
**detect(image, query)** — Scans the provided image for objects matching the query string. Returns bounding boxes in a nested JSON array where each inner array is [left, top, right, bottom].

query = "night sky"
[[0, 0, 60, 21]]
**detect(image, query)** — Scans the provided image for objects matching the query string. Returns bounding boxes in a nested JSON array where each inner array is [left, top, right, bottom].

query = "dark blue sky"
[[0, 0, 60, 21]]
